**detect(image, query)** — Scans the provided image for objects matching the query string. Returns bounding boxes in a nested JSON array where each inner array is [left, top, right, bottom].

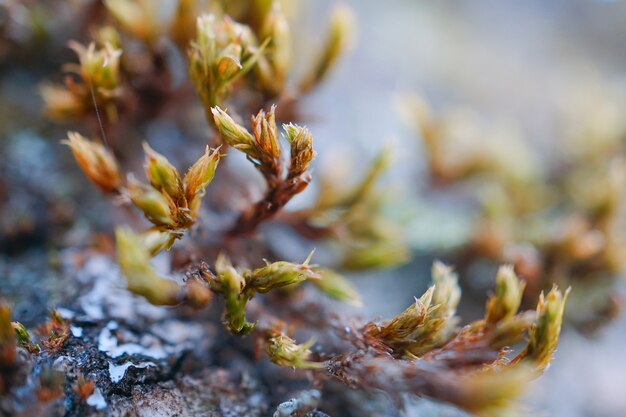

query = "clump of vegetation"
[[0, 1, 576, 416]]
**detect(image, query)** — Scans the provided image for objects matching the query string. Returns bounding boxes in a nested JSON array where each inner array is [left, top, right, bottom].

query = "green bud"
[[247, 251, 321, 293], [11, 322, 30, 345], [115, 228, 182, 306], [211, 107, 259, 157], [515, 286, 570, 373], [184, 145, 222, 216], [69, 41, 122, 93], [143, 143, 183, 200], [486, 266, 526, 324], [126, 177, 175, 227], [214, 254, 246, 294], [266, 334, 323, 369]]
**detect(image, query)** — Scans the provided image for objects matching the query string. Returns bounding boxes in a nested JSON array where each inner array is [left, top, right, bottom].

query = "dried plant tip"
[[313, 268, 362, 306], [115, 228, 182, 306], [248, 251, 321, 293], [38, 310, 70, 352], [72, 374, 95, 401], [266, 334, 323, 369], [63, 132, 121, 193], [514, 286, 570, 373], [486, 265, 526, 324], [143, 143, 183, 200], [252, 105, 281, 161], [184, 146, 222, 215], [370, 287, 433, 348], [284, 123, 315, 178]]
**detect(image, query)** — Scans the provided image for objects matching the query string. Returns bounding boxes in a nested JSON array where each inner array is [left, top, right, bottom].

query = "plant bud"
[[486, 265, 526, 324], [431, 261, 461, 316], [514, 285, 570, 372], [284, 123, 315, 177], [252, 106, 281, 161], [211, 107, 259, 157], [248, 251, 321, 293], [63, 132, 121, 193], [126, 177, 175, 227], [184, 145, 222, 215], [71, 41, 122, 91], [215, 254, 246, 294], [266, 334, 323, 369], [143, 143, 182, 200]]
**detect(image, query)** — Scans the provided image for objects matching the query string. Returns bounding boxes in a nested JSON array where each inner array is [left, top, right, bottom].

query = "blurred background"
[[303, 1, 626, 416], [2, 1, 626, 416]]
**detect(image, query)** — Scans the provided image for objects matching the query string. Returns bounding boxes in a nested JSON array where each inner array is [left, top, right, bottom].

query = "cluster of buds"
[[65, 131, 222, 254], [366, 262, 460, 357], [366, 262, 568, 375], [202, 252, 321, 335], [189, 14, 264, 113], [115, 226, 338, 337], [41, 41, 122, 123], [212, 106, 316, 234]]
